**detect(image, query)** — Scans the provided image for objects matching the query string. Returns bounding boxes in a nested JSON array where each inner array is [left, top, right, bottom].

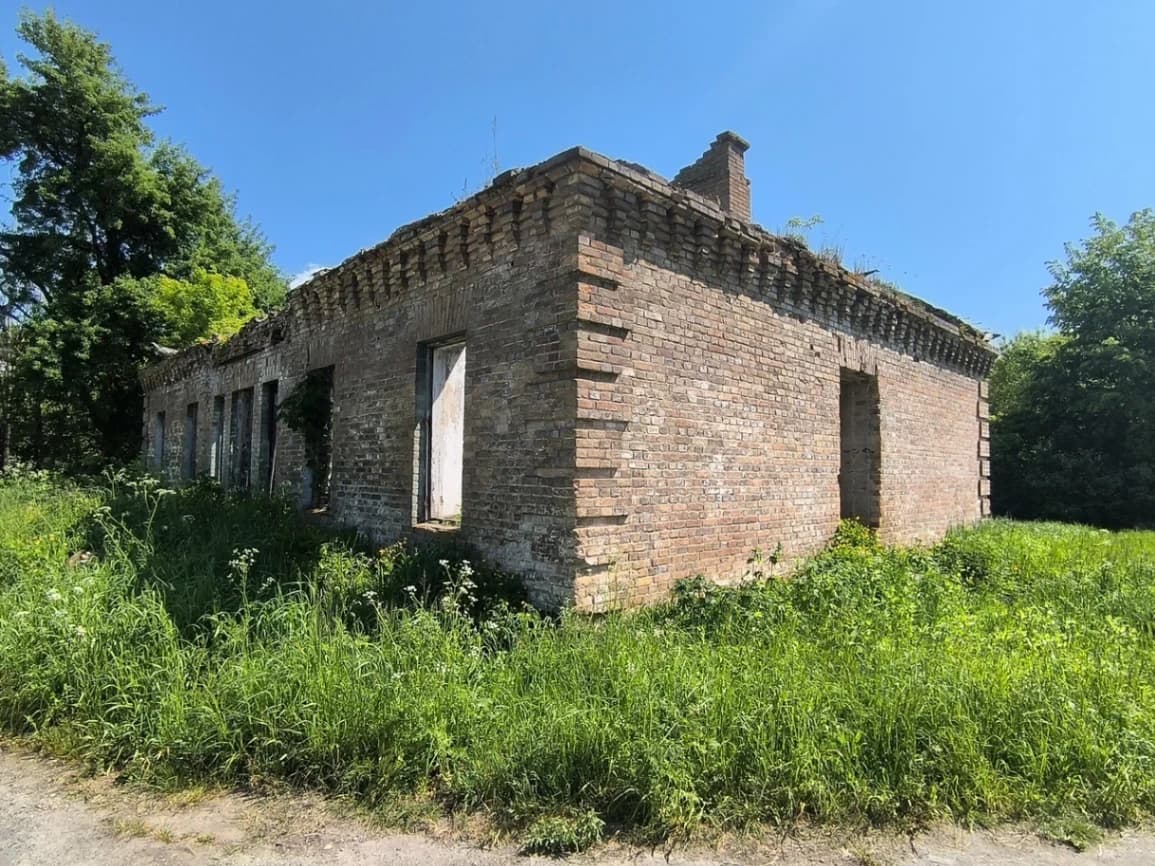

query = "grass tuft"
[[522, 811, 605, 855]]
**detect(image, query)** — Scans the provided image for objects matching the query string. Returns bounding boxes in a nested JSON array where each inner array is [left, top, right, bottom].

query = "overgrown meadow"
[[1, 471, 1153, 852]]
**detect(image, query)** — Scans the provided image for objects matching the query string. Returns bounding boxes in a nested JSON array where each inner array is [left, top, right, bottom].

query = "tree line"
[[1, 11, 1151, 527], [990, 210, 1155, 527]]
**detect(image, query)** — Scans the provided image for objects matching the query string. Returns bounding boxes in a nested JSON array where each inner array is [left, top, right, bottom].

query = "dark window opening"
[[279, 366, 333, 510], [260, 380, 279, 493], [229, 387, 254, 491], [210, 396, 225, 482], [839, 369, 881, 527], [153, 411, 166, 473], [183, 402, 198, 479], [417, 339, 466, 526]]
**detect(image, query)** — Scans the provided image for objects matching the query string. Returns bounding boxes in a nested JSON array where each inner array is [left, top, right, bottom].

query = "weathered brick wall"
[[143, 158, 585, 608], [143, 142, 994, 612], [144, 343, 315, 502], [563, 155, 993, 609]]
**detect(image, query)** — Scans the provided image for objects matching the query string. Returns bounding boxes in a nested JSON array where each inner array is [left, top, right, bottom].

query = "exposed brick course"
[[142, 134, 995, 611]]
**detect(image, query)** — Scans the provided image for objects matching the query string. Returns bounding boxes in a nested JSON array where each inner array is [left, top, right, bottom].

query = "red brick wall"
[[566, 157, 991, 610], [142, 161, 583, 609], [570, 239, 986, 608], [143, 147, 993, 612]]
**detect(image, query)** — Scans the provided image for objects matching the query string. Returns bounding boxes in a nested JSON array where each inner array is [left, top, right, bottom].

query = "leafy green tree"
[[3, 278, 163, 466], [149, 143, 285, 310], [988, 332, 1064, 519], [991, 211, 1155, 527], [0, 12, 283, 310], [0, 11, 284, 467], [1046, 213, 1155, 346], [147, 270, 258, 346]]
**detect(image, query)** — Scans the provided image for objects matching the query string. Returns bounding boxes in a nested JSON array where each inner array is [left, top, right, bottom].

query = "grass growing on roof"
[[1, 467, 1153, 849]]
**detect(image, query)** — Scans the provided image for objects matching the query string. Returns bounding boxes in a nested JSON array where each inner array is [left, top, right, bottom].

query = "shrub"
[[830, 517, 881, 552]]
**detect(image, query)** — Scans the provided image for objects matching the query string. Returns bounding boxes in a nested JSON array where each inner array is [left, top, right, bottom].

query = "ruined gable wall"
[[565, 158, 993, 610]]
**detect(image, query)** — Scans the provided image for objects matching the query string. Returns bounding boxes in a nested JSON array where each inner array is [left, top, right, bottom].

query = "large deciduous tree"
[[990, 211, 1155, 527], [0, 11, 285, 468], [148, 270, 258, 347]]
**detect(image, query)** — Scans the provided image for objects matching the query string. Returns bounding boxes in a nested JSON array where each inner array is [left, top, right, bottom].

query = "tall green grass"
[[1, 469, 1153, 846]]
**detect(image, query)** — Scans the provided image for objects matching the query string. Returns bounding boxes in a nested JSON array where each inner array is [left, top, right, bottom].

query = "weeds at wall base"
[[1, 471, 1154, 852]]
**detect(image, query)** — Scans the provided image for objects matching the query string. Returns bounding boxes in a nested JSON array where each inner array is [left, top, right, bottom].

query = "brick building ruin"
[[141, 133, 996, 610]]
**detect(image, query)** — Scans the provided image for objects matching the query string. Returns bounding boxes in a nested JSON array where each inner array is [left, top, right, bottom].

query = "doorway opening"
[[260, 380, 279, 493], [839, 369, 881, 527], [229, 387, 254, 491], [183, 402, 198, 479], [210, 396, 225, 482], [418, 339, 466, 526], [153, 411, 166, 473], [279, 366, 334, 510]]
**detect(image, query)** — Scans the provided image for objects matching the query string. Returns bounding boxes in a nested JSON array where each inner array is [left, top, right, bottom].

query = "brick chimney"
[[672, 131, 751, 222]]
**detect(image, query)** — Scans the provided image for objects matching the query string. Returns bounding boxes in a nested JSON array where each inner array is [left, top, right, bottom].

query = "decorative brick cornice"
[[564, 149, 997, 380], [140, 153, 577, 387], [141, 142, 996, 389], [281, 159, 571, 333]]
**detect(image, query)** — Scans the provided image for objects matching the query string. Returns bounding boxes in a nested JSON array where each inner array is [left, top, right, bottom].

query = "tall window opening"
[[278, 366, 334, 510], [153, 411, 166, 473], [210, 396, 225, 482], [260, 380, 279, 493], [183, 402, 198, 479], [418, 340, 466, 525], [839, 369, 881, 527], [229, 387, 254, 490]]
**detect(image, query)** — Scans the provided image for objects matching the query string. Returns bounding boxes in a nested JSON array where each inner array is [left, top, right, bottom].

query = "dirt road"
[[2, 746, 1153, 866]]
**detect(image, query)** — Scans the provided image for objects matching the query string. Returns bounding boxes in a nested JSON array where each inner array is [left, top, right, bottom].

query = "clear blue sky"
[[3, 0, 1153, 338]]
